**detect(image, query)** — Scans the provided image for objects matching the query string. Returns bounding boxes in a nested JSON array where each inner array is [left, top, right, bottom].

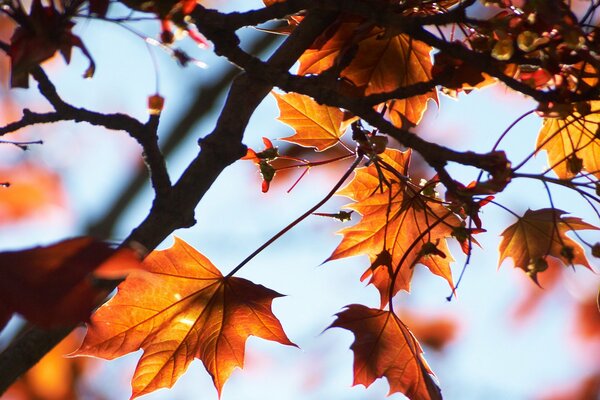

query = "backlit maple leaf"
[[274, 92, 346, 151], [329, 149, 460, 305], [499, 208, 598, 283], [536, 102, 600, 179], [330, 304, 442, 400], [74, 237, 295, 399], [299, 21, 437, 127]]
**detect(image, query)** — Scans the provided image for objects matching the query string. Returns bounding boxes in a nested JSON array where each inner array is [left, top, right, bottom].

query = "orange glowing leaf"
[[299, 22, 437, 127], [536, 102, 600, 179], [330, 305, 442, 400], [5, 332, 95, 400], [74, 237, 295, 399], [0, 237, 142, 329], [274, 92, 345, 151], [329, 149, 459, 305], [399, 310, 459, 352], [0, 162, 65, 224], [499, 208, 598, 283]]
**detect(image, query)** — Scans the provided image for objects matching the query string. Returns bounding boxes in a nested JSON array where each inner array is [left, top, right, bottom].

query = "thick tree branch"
[[0, 9, 338, 393]]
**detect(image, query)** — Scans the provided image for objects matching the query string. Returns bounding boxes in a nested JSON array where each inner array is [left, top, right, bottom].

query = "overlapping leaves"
[[536, 102, 600, 179], [0, 237, 141, 330], [329, 149, 461, 305], [298, 20, 437, 127]]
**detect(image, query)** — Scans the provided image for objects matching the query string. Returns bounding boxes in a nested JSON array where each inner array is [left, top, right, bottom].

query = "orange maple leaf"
[[499, 208, 598, 283], [299, 21, 437, 127], [536, 102, 600, 179], [274, 92, 346, 151], [328, 149, 460, 305], [0, 237, 141, 329], [74, 237, 295, 399], [330, 304, 442, 400]]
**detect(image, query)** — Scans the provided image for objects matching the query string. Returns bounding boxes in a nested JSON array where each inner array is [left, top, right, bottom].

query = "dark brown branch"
[[0, 9, 338, 393], [87, 32, 279, 237], [0, 110, 64, 137], [28, 68, 173, 196]]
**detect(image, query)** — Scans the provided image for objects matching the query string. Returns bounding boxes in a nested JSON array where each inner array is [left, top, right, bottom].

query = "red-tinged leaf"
[[539, 373, 600, 400], [8, 0, 95, 88], [536, 102, 600, 179], [329, 149, 460, 305], [499, 208, 599, 283], [0, 237, 142, 328], [0, 162, 65, 224], [73, 237, 295, 399], [574, 293, 600, 342], [330, 305, 442, 400], [399, 310, 459, 352], [511, 257, 562, 321], [274, 92, 345, 151], [299, 22, 437, 127]]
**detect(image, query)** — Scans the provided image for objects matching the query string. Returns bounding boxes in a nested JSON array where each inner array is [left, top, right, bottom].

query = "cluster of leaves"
[[0, 0, 599, 399]]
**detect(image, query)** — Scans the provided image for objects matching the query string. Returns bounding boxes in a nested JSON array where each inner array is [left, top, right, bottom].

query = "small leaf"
[[328, 149, 460, 305], [499, 208, 598, 282], [274, 92, 345, 151], [330, 305, 442, 400], [299, 21, 437, 127], [537, 102, 600, 179], [8, 0, 94, 88], [74, 238, 295, 399]]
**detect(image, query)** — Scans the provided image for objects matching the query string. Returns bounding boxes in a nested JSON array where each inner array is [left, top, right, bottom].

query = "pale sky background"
[[0, 1, 598, 400]]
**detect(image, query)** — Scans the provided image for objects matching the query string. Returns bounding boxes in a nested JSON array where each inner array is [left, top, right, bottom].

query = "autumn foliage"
[[0, 0, 599, 399]]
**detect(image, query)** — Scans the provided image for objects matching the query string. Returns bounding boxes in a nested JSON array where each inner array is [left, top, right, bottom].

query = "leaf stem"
[[226, 154, 363, 278]]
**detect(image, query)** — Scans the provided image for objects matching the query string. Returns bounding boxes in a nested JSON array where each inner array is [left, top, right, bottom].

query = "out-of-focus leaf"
[[0, 237, 142, 329], [5, 332, 97, 400], [399, 310, 459, 352], [0, 162, 65, 224], [8, 0, 94, 88]]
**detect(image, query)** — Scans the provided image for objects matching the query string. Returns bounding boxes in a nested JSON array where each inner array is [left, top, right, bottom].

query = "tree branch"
[[0, 9, 338, 394]]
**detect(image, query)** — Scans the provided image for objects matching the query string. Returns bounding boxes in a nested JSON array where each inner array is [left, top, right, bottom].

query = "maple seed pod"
[[528, 257, 548, 273], [491, 39, 514, 61], [560, 246, 575, 263], [592, 243, 600, 258], [369, 136, 388, 154], [575, 101, 591, 116], [148, 94, 165, 115], [517, 31, 539, 52], [567, 155, 583, 174]]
